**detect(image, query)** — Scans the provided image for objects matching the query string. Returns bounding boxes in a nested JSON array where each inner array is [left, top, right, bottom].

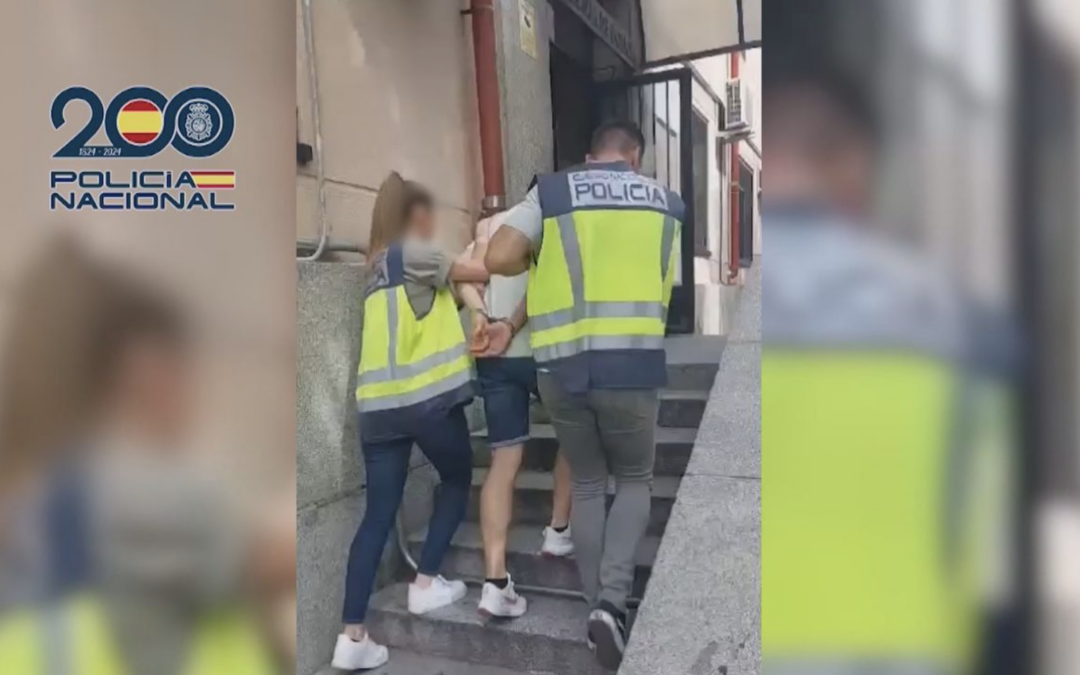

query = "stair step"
[[367, 585, 610, 674], [525, 389, 708, 429], [317, 648, 551, 675], [465, 470, 680, 536], [658, 389, 710, 428], [666, 361, 720, 392], [471, 424, 698, 477], [410, 522, 659, 596]]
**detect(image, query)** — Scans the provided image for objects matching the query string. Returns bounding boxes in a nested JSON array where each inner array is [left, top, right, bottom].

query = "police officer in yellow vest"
[[332, 173, 489, 671], [0, 263, 280, 675], [762, 63, 1005, 675], [486, 121, 684, 671]]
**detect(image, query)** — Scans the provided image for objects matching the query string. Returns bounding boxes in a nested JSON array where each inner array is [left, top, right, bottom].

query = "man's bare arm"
[[456, 280, 491, 353], [507, 295, 527, 334], [485, 226, 532, 276], [449, 257, 491, 283], [456, 279, 487, 315]]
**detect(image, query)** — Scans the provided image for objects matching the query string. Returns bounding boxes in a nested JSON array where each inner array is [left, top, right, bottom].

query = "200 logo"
[[52, 86, 234, 159]]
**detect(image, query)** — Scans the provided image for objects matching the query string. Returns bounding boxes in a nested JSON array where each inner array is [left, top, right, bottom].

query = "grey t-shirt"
[[503, 187, 544, 253], [400, 238, 453, 319]]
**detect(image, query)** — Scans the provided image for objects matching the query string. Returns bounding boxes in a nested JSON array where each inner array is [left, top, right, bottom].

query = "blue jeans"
[[342, 405, 473, 623]]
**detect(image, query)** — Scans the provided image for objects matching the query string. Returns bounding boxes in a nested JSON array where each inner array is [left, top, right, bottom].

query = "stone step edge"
[[407, 521, 662, 566], [469, 468, 682, 499], [471, 423, 700, 446]]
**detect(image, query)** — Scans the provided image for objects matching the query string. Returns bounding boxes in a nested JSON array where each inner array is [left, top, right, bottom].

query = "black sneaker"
[[586, 602, 627, 671]]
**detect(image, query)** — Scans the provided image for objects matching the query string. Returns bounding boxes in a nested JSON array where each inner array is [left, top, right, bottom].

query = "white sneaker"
[[331, 633, 389, 671], [541, 525, 574, 557], [478, 576, 528, 618], [407, 575, 467, 615]]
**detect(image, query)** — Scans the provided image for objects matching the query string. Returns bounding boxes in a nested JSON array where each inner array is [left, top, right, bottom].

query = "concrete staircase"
[[355, 357, 719, 674]]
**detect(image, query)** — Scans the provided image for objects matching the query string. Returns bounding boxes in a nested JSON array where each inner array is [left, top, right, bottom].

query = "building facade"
[[294, 3, 761, 672], [296, 0, 761, 334]]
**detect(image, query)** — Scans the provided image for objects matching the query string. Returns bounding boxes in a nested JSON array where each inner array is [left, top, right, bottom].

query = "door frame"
[[738, 157, 755, 267], [596, 68, 696, 334]]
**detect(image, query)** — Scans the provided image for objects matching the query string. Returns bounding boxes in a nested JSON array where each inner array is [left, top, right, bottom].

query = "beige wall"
[[738, 49, 763, 259], [0, 0, 298, 491], [297, 0, 484, 254], [687, 49, 762, 286]]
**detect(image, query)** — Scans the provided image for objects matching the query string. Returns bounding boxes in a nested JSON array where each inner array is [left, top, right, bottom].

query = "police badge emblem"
[[184, 102, 214, 143]]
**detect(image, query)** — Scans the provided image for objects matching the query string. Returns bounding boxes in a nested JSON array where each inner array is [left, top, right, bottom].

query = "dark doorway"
[[550, 46, 595, 170], [691, 111, 710, 257], [739, 158, 755, 267]]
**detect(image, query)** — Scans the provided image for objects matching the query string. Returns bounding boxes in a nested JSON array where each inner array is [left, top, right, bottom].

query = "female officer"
[[332, 173, 489, 671]]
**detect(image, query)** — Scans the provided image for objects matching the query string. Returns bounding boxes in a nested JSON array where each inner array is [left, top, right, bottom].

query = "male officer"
[[762, 57, 1012, 675], [485, 121, 684, 670]]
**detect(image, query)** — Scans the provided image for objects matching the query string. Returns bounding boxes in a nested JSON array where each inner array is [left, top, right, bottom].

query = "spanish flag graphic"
[[189, 171, 236, 189], [116, 99, 164, 145]]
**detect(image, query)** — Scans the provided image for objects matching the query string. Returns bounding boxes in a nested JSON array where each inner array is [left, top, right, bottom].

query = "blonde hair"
[[367, 172, 434, 255]]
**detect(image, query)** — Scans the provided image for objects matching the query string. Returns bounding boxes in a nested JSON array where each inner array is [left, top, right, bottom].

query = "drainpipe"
[[468, 0, 507, 214], [728, 51, 742, 284], [298, 0, 329, 262]]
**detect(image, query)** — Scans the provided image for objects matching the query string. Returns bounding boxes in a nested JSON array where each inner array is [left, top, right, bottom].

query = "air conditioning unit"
[[726, 80, 751, 129]]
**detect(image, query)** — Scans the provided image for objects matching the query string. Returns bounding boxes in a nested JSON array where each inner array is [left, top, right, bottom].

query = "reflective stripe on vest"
[[529, 166, 683, 363], [356, 249, 471, 412], [0, 595, 274, 675]]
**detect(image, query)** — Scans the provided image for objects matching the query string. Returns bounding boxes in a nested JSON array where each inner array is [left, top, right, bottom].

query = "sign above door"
[[552, 0, 641, 68]]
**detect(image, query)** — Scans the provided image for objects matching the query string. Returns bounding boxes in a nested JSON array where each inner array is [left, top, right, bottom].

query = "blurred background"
[[764, 0, 1078, 673], [0, 1, 297, 673]]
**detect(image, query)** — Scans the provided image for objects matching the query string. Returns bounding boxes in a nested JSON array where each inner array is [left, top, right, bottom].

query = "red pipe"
[[470, 0, 507, 214], [728, 52, 742, 283]]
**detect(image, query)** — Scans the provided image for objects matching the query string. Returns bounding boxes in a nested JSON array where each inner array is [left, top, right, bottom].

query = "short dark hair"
[[766, 61, 878, 143], [92, 271, 190, 385], [590, 120, 646, 157]]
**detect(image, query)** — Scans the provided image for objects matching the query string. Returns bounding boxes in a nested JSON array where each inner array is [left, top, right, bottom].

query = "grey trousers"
[[537, 373, 658, 614]]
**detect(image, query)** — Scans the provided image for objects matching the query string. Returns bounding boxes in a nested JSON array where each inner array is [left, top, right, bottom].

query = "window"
[[692, 111, 710, 256]]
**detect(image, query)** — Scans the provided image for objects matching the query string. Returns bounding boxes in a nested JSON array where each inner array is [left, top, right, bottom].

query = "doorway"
[[691, 111, 710, 257], [550, 47, 595, 170], [739, 159, 755, 267]]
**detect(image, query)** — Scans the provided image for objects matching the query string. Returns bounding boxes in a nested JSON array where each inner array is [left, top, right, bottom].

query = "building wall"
[[689, 57, 723, 272], [0, 0, 298, 497], [693, 49, 762, 269], [296, 0, 484, 253], [680, 49, 762, 334], [496, 0, 556, 203]]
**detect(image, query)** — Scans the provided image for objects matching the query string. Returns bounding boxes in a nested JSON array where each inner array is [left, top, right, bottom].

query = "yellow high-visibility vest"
[[764, 353, 977, 672], [355, 244, 472, 415], [0, 594, 275, 675], [529, 162, 683, 383], [763, 216, 997, 674]]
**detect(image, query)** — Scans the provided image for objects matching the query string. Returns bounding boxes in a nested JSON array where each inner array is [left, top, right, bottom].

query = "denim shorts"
[[475, 356, 538, 448]]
